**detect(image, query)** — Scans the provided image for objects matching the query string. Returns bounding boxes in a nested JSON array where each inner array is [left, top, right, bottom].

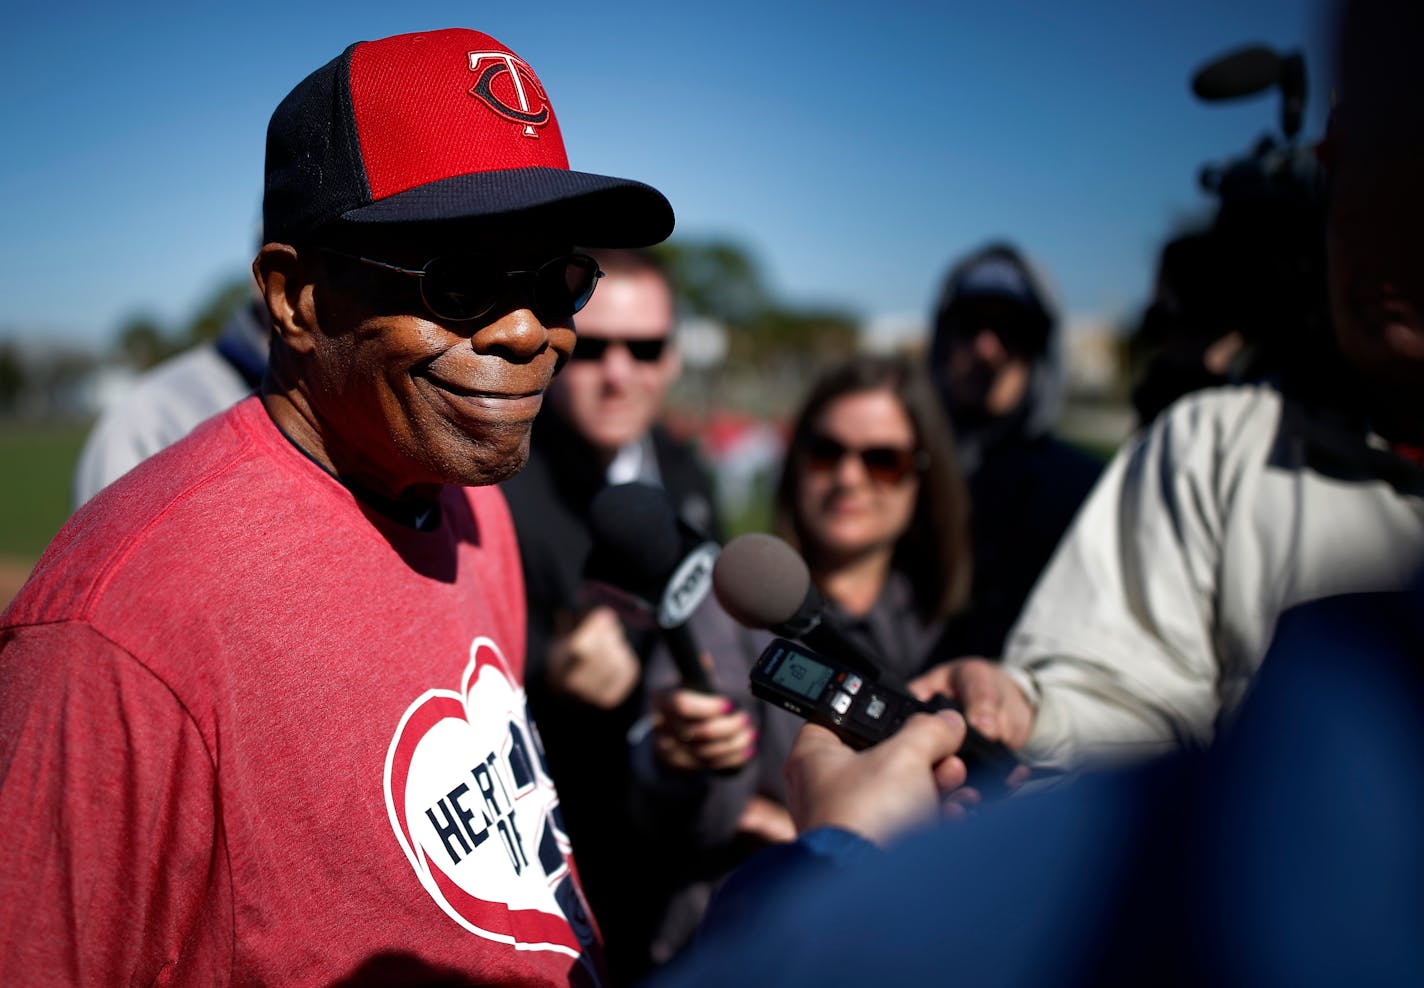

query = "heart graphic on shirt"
[[384, 636, 595, 960]]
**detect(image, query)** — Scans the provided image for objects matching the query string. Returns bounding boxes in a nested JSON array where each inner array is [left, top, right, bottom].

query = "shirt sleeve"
[[1003, 392, 1254, 769], [0, 622, 226, 985]]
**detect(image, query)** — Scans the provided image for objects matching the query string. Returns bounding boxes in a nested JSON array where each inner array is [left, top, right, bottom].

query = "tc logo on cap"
[[468, 51, 550, 138]]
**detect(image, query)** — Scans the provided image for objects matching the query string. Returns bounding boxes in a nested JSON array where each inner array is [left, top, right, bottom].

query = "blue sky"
[[0, 0, 1335, 348]]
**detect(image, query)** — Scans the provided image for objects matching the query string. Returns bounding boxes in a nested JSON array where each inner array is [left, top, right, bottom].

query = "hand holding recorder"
[[714, 533, 1021, 798]]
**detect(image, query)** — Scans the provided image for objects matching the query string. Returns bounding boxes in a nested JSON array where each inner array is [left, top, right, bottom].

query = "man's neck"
[[260, 388, 443, 507]]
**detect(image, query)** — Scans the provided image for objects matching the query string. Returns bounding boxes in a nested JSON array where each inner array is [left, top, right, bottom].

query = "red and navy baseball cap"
[[262, 29, 674, 248]]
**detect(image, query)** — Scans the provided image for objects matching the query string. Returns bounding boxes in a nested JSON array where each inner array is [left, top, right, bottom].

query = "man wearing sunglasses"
[[500, 246, 723, 981], [928, 243, 1103, 659], [0, 28, 672, 987]]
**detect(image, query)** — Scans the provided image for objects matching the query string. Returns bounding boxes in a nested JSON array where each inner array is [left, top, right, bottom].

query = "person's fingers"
[[688, 723, 757, 764], [951, 660, 1007, 739], [570, 605, 622, 646], [657, 688, 735, 722], [945, 785, 981, 811], [896, 709, 967, 766], [653, 734, 699, 772], [697, 739, 757, 771], [907, 661, 958, 702], [676, 710, 752, 746], [942, 799, 970, 822], [787, 721, 846, 759], [737, 796, 797, 844], [559, 637, 639, 708], [931, 751, 969, 795], [653, 717, 755, 772], [580, 661, 638, 709]]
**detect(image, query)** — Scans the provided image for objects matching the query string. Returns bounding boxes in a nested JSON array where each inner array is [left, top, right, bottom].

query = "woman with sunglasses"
[[771, 354, 974, 682], [653, 355, 973, 773], [654, 355, 973, 773], [639, 356, 974, 962]]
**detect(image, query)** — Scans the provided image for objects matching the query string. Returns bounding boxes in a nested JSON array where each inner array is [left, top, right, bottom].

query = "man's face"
[[297, 239, 578, 499], [940, 300, 1035, 419], [1327, 139, 1424, 391], [552, 267, 679, 456]]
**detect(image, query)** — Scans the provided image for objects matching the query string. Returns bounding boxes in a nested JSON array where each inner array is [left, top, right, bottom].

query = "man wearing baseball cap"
[[0, 29, 671, 987]]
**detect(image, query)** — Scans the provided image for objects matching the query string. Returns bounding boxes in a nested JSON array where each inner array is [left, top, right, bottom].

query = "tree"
[[115, 314, 172, 371], [182, 276, 253, 347], [0, 340, 24, 415], [652, 238, 859, 385], [652, 239, 770, 328]]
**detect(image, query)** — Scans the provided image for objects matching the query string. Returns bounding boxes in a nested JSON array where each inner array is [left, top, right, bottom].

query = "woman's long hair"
[[773, 355, 972, 623]]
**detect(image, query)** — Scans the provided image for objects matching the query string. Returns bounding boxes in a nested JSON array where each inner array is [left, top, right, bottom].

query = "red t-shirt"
[[0, 397, 603, 986]]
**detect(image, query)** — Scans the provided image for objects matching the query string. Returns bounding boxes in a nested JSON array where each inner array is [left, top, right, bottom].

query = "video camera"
[[1130, 45, 1333, 423], [1191, 45, 1331, 378]]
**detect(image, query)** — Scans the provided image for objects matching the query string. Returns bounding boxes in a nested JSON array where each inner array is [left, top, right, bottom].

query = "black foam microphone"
[[713, 532, 1019, 792], [583, 482, 718, 693], [1191, 45, 1283, 101]]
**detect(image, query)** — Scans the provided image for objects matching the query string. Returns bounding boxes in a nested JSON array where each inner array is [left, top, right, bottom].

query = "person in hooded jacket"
[[928, 243, 1104, 658]]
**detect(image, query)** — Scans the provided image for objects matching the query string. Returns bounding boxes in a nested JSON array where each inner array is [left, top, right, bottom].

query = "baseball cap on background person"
[[930, 244, 1057, 359], [261, 28, 674, 249]]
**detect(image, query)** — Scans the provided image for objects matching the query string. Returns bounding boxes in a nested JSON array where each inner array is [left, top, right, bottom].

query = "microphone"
[[713, 533, 1019, 792], [583, 482, 718, 693], [711, 532, 890, 686], [1191, 45, 1282, 101]]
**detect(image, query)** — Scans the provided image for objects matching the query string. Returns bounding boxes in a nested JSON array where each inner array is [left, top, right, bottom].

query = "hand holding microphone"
[[583, 482, 720, 693], [584, 483, 754, 774], [712, 533, 1021, 797]]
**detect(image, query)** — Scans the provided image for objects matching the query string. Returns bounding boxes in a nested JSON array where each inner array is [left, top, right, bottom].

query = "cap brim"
[[338, 166, 674, 248]]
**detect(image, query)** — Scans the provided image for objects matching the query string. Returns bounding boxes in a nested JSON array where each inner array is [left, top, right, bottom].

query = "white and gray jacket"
[[1004, 384, 1424, 769]]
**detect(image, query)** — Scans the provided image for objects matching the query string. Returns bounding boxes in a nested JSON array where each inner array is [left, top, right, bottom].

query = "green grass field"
[[0, 420, 89, 561]]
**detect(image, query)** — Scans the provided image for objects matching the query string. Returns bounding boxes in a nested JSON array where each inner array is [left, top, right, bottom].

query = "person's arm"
[[693, 709, 968, 941], [979, 390, 1257, 769], [630, 601, 767, 847], [0, 624, 223, 983]]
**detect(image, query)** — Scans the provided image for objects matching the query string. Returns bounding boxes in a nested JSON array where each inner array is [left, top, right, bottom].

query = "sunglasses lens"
[[805, 435, 846, 473], [413, 254, 601, 323], [571, 337, 610, 362], [804, 434, 920, 484], [624, 339, 667, 362], [861, 448, 916, 484], [537, 254, 603, 321], [420, 256, 500, 321], [567, 336, 668, 363]]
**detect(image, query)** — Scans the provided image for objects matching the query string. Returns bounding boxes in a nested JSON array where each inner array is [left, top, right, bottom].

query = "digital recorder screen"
[[771, 648, 834, 700]]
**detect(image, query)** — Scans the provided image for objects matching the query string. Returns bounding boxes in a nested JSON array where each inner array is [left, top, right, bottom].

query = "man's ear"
[[252, 244, 320, 356]]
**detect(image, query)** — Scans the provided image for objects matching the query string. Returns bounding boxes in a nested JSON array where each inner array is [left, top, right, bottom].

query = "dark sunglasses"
[[569, 336, 670, 363], [943, 302, 1049, 355], [320, 249, 603, 324], [804, 433, 929, 485]]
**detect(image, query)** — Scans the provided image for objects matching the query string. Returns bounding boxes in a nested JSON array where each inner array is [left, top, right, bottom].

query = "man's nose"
[[471, 308, 549, 362], [599, 341, 637, 381], [972, 327, 1008, 362]]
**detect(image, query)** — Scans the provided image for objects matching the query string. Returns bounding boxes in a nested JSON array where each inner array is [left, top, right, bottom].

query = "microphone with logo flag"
[[582, 482, 719, 693]]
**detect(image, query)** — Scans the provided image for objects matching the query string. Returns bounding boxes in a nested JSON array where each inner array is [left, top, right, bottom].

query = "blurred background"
[[0, 0, 1335, 602]]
